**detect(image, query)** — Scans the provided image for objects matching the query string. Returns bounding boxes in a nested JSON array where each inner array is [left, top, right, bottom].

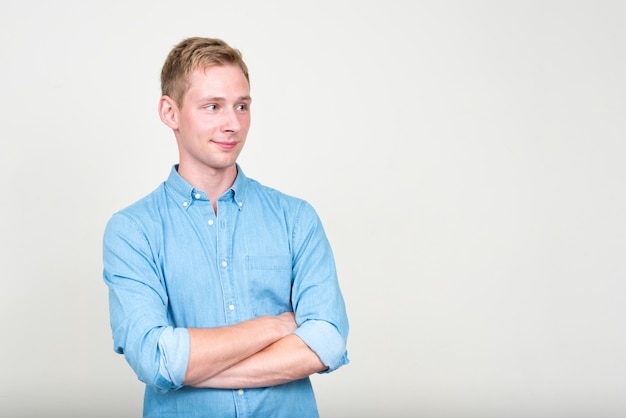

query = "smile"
[[212, 141, 238, 150]]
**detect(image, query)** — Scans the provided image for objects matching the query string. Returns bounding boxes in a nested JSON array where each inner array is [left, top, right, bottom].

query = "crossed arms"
[[184, 312, 327, 389]]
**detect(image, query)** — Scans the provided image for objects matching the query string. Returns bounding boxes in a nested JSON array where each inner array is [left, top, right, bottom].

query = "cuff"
[[155, 327, 190, 392], [293, 320, 349, 372]]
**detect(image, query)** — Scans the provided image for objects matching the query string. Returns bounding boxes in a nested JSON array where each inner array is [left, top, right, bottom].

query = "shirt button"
[[221, 261, 228, 267], [182, 201, 188, 207], [238, 389, 244, 395], [208, 220, 214, 226], [229, 304, 235, 311]]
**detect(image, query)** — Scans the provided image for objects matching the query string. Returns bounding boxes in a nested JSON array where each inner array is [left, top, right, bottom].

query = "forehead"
[[185, 64, 250, 97]]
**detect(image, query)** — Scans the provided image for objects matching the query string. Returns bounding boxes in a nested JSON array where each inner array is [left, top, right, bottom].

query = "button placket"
[[216, 200, 239, 324]]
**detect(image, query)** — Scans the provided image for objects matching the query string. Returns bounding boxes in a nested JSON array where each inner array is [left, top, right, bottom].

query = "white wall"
[[1, 1, 625, 417]]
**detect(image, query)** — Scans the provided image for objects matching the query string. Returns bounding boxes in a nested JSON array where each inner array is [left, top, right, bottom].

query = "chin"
[[209, 160, 238, 170]]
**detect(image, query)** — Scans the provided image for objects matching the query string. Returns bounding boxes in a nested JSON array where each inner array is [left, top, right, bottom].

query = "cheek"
[[240, 117, 252, 133], [189, 119, 219, 137]]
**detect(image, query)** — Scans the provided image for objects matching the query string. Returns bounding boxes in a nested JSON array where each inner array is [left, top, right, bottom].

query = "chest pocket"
[[246, 255, 293, 316]]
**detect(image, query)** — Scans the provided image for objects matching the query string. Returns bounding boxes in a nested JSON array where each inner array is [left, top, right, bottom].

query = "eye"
[[236, 104, 248, 111], [204, 104, 217, 111]]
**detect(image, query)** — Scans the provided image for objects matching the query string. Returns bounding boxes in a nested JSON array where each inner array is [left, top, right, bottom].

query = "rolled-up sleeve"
[[103, 212, 188, 392], [290, 201, 350, 372], [157, 327, 189, 389], [293, 320, 348, 372]]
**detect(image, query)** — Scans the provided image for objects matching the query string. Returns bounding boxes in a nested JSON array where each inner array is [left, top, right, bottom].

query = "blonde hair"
[[160, 37, 249, 106]]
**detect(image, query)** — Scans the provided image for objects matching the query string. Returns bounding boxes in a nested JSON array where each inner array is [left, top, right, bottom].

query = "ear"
[[158, 95, 179, 129]]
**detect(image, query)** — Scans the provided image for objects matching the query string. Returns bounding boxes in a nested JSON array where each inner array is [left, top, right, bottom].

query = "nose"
[[221, 108, 241, 134]]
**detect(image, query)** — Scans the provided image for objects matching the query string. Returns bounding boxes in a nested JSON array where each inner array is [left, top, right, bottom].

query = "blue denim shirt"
[[103, 165, 349, 417]]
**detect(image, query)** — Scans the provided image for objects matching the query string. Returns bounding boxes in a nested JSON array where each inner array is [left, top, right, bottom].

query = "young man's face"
[[174, 64, 251, 174]]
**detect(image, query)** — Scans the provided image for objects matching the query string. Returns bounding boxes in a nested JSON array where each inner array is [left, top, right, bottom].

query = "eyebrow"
[[197, 96, 252, 103]]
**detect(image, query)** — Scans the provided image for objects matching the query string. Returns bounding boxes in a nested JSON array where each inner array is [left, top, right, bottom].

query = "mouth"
[[212, 140, 238, 150]]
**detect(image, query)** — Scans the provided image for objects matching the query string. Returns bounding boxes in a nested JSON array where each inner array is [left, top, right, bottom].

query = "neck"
[[177, 163, 238, 207]]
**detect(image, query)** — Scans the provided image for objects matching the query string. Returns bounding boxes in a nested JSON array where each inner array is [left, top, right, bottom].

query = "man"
[[102, 37, 349, 417]]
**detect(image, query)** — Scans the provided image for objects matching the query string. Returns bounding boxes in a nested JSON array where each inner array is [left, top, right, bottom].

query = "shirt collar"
[[230, 164, 248, 210], [165, 164, 248, 210]]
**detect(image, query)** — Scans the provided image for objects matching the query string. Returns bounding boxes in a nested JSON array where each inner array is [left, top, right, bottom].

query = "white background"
[[1, 1, 625, 417]]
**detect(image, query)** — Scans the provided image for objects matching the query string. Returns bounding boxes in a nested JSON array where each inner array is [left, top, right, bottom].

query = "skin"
[[158, 64, 326, 388]]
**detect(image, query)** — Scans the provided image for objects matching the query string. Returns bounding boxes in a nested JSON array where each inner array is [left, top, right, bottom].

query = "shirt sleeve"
[[293, 319, 348, 372], [157, 327, 190, 388], [103, 212, 188, 392], [290, 201, 350, 372]]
